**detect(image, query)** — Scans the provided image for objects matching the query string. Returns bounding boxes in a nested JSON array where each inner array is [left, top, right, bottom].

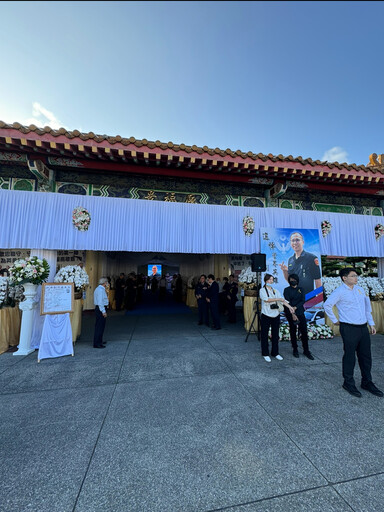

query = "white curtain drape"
[[1, 189, 384, 257], [29, 249, 57, 349]]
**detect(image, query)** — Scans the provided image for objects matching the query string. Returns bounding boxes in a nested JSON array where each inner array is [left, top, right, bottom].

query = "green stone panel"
[[12, 179, 35, 191], [279, 199, 293, 209], [313, 203, 354, 214]]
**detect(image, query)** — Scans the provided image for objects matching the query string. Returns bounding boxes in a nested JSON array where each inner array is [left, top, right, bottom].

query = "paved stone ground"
[[1, 305, 384, 512]]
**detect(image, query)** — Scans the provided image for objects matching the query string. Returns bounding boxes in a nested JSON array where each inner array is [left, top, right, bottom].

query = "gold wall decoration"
[[164, 192, 176, 202], [145, 190, 157, 200], [185, 194, 196, 203]]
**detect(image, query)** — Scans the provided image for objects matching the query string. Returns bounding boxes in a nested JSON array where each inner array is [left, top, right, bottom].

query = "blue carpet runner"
[[125, 290, 192, 315]]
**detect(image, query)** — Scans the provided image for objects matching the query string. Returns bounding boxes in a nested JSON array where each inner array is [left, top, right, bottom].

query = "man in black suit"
[[206, 274, 221, 330], [226, 274, 238, 323], [115, 272, 126, 311]]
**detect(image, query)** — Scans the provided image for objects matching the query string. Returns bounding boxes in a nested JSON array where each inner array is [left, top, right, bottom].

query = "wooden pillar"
[[214, 254, 230, 280], [84, 251, 104, 310]]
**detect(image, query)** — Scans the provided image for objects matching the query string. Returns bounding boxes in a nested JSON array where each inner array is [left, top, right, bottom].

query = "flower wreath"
[[375, 223, 384, 241], [243, 215, 255, 236], [72, 206, 91, 232], [321, 220, 332, 237]]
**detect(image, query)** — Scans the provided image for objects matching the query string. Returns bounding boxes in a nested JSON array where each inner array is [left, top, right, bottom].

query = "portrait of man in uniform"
[[280, 231, 322, 299]]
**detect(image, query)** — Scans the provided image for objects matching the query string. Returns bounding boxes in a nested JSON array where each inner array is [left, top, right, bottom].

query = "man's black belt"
[[339, 321, 367, 327]]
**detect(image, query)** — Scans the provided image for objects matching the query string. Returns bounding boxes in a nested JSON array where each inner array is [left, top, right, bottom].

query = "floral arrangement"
[[307, 324, 334, 340], [243, 215, 255, 237], [0, 277, 23, 308], [322, 276, 384, 301], [238, 266, 259, 290], [8, 256, 50, 286], [72, 206, 91, 232], [0, 277, 8, 308], [54, 265, 89, 292], [321, 220, 332, 237], [374, 223, 384, 241], [272, 322, 333, 341]]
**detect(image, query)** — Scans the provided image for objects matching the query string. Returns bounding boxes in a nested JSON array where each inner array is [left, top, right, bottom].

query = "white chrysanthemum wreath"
[[243, 215, 255, 236], [72, 206, 91, 232]]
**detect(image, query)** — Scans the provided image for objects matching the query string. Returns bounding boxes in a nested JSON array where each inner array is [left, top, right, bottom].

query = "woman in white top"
[[259, 273, 294, 362]]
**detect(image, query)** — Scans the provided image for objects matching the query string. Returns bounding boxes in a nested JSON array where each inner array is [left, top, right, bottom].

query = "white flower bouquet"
[[0, 277, 8, 308], [321, 220, 332, 237], [238, 266, 259, 290], [243, 216, 255, 236], [9, 256, 50, 286], [54, 265, 89, 292], [322, 276, 384, 300], [72, 206, 91, 232], [307, 324, 333, 340], [375, 223, 384, 241]]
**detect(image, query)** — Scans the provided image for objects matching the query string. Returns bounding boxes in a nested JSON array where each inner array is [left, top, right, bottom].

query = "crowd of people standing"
[[194, 273, 239, 330]]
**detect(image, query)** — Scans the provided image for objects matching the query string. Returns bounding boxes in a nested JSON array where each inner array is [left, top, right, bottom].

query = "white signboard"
[[41, 283, 74, 315]]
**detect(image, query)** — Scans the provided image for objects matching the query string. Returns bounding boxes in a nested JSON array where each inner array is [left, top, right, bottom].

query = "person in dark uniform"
[[206, 274, 221, 330], [324, 267, 383, 398], [125, 273, 137, 310], [195, 274, 209, 325], [283, 273, 314, 359], [115, 272, 126, 311], [175, 274, 183, 303], [280, 231, 322, 298], [226, 274, 238, 323], [136, 273, 144, 303], [220, 276, 230, 314]]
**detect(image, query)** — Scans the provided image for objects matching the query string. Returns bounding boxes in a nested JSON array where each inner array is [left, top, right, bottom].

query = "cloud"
[[321, 146, 349, 164], [22, 102, 66, 130]]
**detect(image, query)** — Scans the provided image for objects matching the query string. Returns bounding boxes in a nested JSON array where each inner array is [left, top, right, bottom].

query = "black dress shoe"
[[342, 384, 362, 397], [293, 350, 299, 358], [198, 322, 203, 325], [361, 382, 384, 397], [93, 345, 106, 349], [304, 351, 314, 360]]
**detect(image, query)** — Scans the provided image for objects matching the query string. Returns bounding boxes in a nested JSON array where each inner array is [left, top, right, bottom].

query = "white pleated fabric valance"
[[1, 189, 384, 256]]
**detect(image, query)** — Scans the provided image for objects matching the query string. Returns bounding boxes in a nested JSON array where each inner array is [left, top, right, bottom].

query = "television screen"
[[148, 264, 162, 277]]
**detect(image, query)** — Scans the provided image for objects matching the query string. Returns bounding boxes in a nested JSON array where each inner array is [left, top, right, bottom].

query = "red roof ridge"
[[0, 120, 369, 171]]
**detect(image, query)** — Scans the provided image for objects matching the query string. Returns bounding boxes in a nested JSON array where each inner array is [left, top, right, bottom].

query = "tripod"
[[244, 272, 262, 342]]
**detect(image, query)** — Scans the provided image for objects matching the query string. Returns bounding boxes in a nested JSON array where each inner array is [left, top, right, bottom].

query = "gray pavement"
[[1, 306, 384, 512]]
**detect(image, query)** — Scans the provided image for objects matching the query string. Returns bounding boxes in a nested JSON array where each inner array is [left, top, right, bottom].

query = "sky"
[[1, 1, 384, 166]]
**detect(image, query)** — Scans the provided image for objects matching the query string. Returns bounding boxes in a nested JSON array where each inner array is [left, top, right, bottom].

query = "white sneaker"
[[275, 355, 283, 361], [263, 356, 272, 363]]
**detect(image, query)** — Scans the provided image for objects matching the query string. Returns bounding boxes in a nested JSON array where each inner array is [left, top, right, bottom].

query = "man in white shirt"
[[324, 267, 383, 398], [93, 277, 109, 349]]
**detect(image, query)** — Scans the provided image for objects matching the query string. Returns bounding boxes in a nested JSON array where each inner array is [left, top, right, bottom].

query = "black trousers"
[[260, 314, 280, 357], [209, 301, 221, 328], [339, 322, 372, 387], [227, 298, 237, 323], [197, 298, 209, 324], [285, 311, 309, 352], [115, 292, 124, 311], [93, 306, 106, 347]]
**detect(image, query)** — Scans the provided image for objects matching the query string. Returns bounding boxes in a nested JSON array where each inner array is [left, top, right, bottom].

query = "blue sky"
[[1, 1, 383, 166]]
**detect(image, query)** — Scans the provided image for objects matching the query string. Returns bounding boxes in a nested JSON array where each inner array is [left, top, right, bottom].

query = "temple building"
[[1, 120, 384, 310]]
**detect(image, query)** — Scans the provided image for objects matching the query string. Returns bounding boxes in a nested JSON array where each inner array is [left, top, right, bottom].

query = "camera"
[[270, 303, 279, 310]]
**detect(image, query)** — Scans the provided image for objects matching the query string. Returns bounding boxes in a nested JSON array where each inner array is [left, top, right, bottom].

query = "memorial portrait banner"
[[260, 227, 324, 312]]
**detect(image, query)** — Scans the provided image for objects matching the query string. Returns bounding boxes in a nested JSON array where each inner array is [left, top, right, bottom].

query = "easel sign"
[[40, 283, 74, 315]]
